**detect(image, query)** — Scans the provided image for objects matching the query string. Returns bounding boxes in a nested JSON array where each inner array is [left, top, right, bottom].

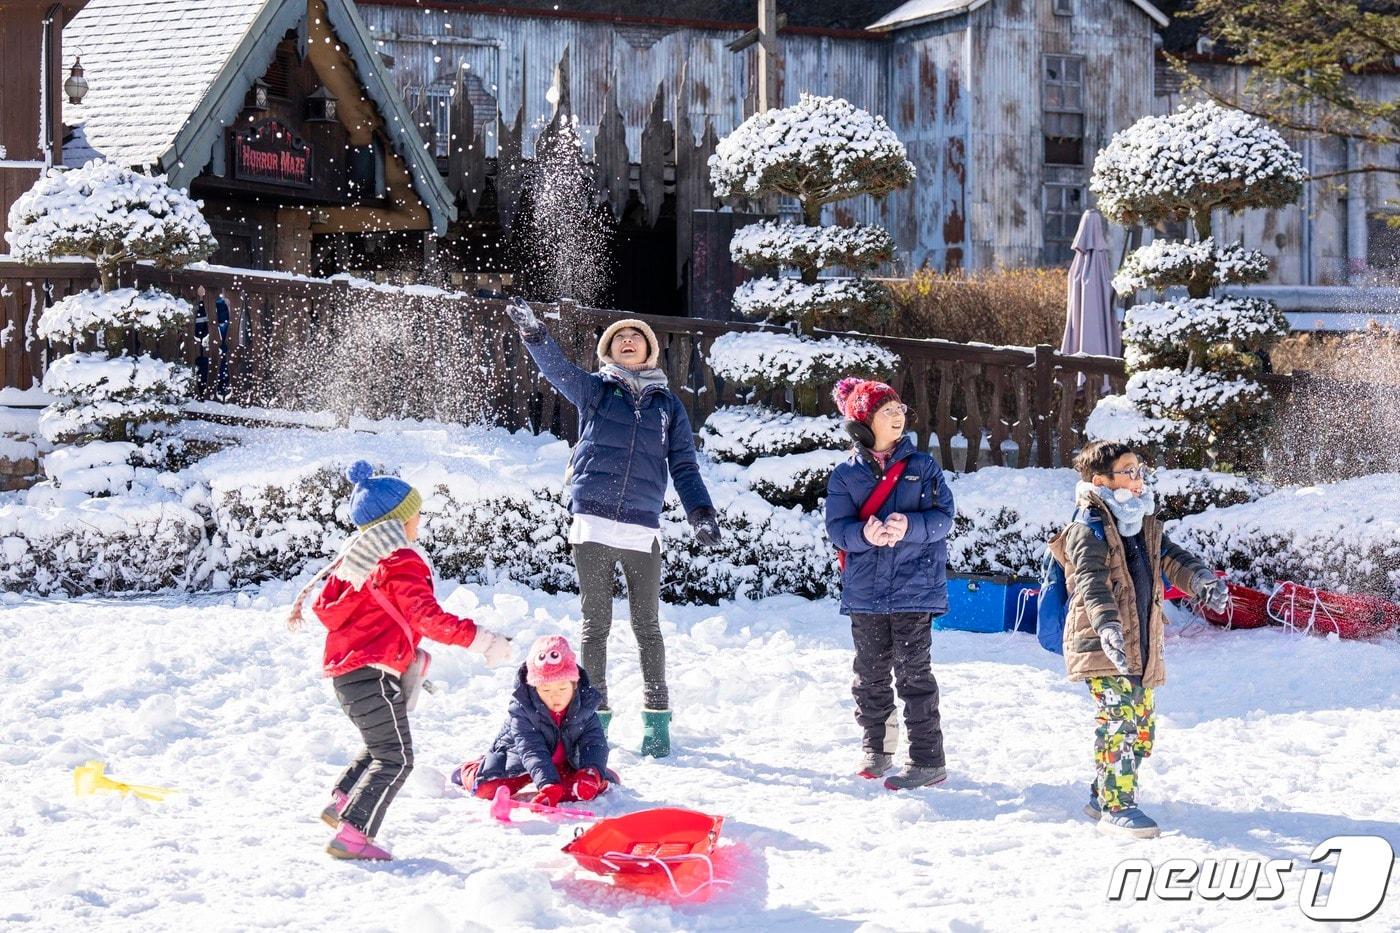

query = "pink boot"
[[320, 789, 349, 828], [326, 822, 392, 861]]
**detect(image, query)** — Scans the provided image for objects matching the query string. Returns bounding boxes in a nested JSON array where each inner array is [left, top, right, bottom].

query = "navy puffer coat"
[[474, 666, 610, 790], [824, 436, 956, 616], [523, 330, 713, 528]]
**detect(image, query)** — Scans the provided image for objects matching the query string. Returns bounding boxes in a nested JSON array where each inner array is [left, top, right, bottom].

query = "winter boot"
[[320, 789, 349, 828], [326, 822, 393, 860], [1097, 806, 1160, 839], [858, 751, 894, 779], [883, 764, 948, 790], [598, 708, 612, 736], [1084, 784, 1103, 822], [640, 709, 671, 758]]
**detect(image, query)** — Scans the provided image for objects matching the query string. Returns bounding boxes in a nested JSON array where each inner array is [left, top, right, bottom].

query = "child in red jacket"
[[289, 460, 513, 861]]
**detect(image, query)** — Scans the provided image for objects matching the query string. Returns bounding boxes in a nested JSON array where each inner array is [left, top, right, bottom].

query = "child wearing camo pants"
[[1048, 441, 1229, 838]]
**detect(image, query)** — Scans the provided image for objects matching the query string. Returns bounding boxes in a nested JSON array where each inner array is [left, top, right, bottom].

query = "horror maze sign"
[[1107, 835, 1396, 921], [232, 119, 312, 187]]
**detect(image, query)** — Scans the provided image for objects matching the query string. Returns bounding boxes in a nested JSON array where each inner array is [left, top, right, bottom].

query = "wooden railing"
[[0, 260, 1129, 470]]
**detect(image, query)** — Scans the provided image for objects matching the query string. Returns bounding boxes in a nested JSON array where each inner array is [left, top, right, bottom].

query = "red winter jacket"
[[312, 549, 478, 677]]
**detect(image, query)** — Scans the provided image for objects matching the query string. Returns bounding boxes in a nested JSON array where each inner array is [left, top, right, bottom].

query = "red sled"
[[1198, 582, 1273, 630], [562, 807, 728, 900], [1266, 582, 1400, 640]]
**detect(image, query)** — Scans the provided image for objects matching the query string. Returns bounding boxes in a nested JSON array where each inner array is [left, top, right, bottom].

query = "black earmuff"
[[843, 419, 876, 449]]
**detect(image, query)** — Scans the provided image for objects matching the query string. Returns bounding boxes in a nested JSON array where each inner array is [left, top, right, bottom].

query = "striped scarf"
[[286, 521, 411, 629]]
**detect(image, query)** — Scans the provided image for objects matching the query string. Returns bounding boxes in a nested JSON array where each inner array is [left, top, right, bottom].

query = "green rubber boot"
[[640, 709, 671, 758], [597, 708, 612, 736]]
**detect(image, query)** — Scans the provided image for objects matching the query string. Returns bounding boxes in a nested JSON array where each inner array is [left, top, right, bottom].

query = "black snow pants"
[[333, 666, 415, 838], [850, 612, 945, 768]]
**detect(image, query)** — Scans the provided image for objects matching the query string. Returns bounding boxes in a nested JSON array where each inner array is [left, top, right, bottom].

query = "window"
[[426, 86, 453, 159], [1043, 183, 1085, 265], [1042, 55, 1084, 112], [1053, 0, 1073, 15]]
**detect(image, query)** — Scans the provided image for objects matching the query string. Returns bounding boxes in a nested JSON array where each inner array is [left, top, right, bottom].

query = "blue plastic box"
[[936, 574, 1039, 634]]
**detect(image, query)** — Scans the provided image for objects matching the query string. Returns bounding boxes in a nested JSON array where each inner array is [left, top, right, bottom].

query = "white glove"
[[468, 629, 513, 667], [1099, 623, 1131, 676]]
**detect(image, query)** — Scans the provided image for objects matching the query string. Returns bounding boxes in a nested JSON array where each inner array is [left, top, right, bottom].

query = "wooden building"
[[12, 0, 457, 276]]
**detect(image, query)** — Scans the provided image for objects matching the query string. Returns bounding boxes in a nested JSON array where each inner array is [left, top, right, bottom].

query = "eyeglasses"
[[877, 403, 910, 418], [1104, 466, 1155, 481]]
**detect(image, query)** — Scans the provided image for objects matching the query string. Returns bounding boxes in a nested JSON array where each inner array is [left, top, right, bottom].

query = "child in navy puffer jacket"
[[825, 378, 955, 792], [453, 635, 615, 806]]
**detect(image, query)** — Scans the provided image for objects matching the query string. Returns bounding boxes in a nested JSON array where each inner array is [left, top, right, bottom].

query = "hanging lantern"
[[64, 57, 88, 105], [249, 78, 270, 111], [307, 85, 338, 122]]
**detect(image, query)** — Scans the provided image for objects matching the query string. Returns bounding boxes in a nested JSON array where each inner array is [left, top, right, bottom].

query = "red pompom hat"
[[832, 377, 901, 425], [525, 634, 580, 686]]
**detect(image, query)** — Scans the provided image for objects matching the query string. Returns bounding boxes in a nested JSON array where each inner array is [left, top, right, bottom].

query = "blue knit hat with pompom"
[[345, 460, 422, 530]]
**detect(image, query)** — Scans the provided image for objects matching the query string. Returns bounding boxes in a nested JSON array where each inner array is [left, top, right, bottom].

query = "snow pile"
[[41, 441, 138, 497], [1090, 101, 1306, 226], [1171, 474, 1400, 600], [36, 287, 193, 343], [698, 405, 847, 464], [708, 331, 897, 393], [729, 221, 894, 271], [708, 93, 915, 202], [1113, 238, 1270, 296], [731, 276, 887, 323], [4, 159, 216, 268]]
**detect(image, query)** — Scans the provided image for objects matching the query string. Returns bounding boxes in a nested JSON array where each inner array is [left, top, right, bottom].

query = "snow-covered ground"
[[5, 581, 1398, 931]]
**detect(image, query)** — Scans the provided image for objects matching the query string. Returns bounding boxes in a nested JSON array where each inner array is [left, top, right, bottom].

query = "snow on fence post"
[[1087, 101, 1303, 470], [4, 159, 217, 494]]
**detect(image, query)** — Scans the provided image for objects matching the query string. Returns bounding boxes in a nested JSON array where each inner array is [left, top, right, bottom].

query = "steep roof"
[[362, 1, 909, 33], [867, 0, 1169, 31], [62, 0, 456, 233]]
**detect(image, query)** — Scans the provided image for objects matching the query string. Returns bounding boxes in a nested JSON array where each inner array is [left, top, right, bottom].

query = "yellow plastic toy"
[[72, 760, 175, 802]]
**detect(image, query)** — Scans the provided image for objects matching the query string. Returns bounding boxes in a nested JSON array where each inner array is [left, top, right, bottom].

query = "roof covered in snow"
[[867, 0, 1168, 31], [62, 0, 456, 233]]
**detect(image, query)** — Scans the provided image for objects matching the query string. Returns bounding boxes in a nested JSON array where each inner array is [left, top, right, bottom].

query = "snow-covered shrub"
[[1090, 101, 1305, 226], [1153, 468, 1268, 522], [1086, 393, 1190, 448], [1112, 238, 1270, 296], [698, 406, 846, 464], [37, 287, 193, 344], [730, 221, 894, 272], [206, 466, 351, 585], [708, 331, 896, 395], [1089, 102, 1302, 471], [746, 448, 848, 511], [0, 498, 204, 595], [1170, 475, 1400, 601], [731, 277, 890, 324], [6, 160, 217, 289], [421, 487, 574, 594], [945, 468, 1079, 577], [39, 353, 193, 444]]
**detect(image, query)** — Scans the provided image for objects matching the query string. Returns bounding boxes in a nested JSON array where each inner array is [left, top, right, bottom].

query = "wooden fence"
[[0, 260, 1131, 470]]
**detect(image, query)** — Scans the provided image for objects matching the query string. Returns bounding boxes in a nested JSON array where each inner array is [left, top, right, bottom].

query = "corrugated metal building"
[[360, 0, 1168, 307]]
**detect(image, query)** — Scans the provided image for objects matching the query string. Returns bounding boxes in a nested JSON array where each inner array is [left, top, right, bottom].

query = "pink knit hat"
[[525, 634, 580, 686], [833, 377, 901, 425]]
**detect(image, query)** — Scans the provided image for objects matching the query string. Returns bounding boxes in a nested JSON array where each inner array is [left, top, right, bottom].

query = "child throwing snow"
[[289, 461, 514, 861], [825, 378, 955, 790], [1048, 441, 1228, 838], [452, 635, 614, 806]]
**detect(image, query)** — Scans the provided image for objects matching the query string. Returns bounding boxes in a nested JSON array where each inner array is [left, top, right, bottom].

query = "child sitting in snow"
[[289, 460, 514, 861], [452, 634, 614, 807], [1047, 441, 1228, 839]]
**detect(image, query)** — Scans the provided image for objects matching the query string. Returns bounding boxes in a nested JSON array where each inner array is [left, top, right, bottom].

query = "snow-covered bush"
[[698, 406, 846, 464], [422, 487, 575, 594], [1112, 238, 1269, 296], [1170, 475, 1400, 601], [1153, 468, 1268, 522], [708, 331, 896, 396], [730, 221, 894, 272], [7, 160, 215, 490], [746, 448, 848, 511], [0, 498, 204, 595], [206, 466, 352, 585], [1089, 103, 1302, 471], [731, 277, 889, 325]]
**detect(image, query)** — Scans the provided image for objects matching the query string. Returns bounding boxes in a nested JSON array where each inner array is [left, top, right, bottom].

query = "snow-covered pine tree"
[[1087, 102, 1303, 470], [704, 95, 909, 508], [6, 160, 216, 492]]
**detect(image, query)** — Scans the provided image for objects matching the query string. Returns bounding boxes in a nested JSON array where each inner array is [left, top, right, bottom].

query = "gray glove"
[[505, 298, 544, 340], [1099, 623, 1130, 676], [1197, 577, 1230, 614]]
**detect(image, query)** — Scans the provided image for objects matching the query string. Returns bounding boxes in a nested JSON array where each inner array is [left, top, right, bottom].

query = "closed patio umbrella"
[[1060, 209, 1120, 363]]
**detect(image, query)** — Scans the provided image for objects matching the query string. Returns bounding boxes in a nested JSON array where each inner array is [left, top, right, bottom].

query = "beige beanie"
[[597, 318, 661, 369]]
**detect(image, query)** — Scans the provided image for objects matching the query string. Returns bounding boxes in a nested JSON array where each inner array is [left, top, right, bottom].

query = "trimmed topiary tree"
[[1087, 101, 1303, 470], [6, 160, 217, 491], [705, 95, 909, 508]]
